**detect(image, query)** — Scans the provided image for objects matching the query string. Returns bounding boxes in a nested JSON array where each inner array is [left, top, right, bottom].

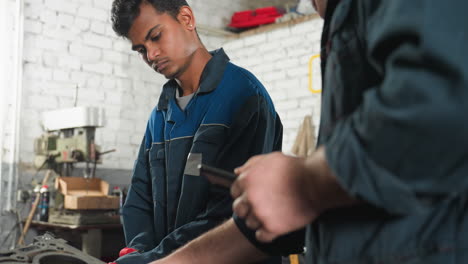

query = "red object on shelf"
[[229, 6, 284, 28]]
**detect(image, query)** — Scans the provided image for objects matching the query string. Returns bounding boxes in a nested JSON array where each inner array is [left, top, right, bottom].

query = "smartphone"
[[198, 164, 237, 188]]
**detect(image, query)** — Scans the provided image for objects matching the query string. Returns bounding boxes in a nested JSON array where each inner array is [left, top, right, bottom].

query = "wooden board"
[[49, 210, 120, 225]]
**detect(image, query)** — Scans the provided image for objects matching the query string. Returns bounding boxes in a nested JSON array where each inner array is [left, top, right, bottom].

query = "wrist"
[[301, 146, 357, 213]]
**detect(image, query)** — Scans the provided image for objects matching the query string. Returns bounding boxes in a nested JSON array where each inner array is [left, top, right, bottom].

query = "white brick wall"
[[21, 0, 164, 169], [19, 0, 235, 170], [188, 0, 250, 29], [3, 0, 323, 249], [223, 18, 323, 152], [18, 0, 323, 170]]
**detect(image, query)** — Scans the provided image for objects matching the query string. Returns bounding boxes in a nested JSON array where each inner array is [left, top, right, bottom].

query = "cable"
[[0, 221, 19, 249], [0, 203, 26, 249], [2, 157, 50, 249]]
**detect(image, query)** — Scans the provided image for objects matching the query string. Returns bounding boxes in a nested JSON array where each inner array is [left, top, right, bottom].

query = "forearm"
[[154, 219, 268, 264], [302, 146, 359, 213]]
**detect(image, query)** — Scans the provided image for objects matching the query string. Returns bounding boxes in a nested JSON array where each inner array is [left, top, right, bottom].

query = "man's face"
[[128, 3, 197, 79], [312, 0, 328, 18]]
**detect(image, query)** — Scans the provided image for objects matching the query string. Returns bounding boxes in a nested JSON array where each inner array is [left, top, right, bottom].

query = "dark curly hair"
[[111, 0, 189, 38]]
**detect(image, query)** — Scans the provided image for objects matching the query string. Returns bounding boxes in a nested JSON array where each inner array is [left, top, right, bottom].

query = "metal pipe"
[[5, 0, 25, 249], [0, 0, 8, 210], [6, 0, 25, 213]]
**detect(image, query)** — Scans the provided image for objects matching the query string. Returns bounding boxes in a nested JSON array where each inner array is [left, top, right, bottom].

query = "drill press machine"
[[33, 106, 104, 176]]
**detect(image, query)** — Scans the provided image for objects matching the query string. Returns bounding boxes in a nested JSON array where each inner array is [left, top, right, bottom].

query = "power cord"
[[0, 204, 26, 250]]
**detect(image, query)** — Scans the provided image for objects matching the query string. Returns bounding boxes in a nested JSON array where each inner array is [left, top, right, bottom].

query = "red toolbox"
[[229, 6, 284, 29]]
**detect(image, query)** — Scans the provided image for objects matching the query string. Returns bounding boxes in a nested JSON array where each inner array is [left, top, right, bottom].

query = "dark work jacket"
[[116, 49, 283, 264], [305, 0, 468, 263]]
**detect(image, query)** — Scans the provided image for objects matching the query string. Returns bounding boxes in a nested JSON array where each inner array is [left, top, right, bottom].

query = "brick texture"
[[18, 1, 322, 169], [224, 18, 323, 152], [18, 0, 246, 170], [1, 0, 323, 249]]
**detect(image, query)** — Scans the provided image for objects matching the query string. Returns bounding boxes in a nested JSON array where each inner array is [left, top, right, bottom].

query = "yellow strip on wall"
[[308, 54, 321, 94]]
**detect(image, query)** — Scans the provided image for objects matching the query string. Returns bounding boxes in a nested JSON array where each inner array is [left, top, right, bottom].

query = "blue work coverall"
[[116, 49, 284, 263]]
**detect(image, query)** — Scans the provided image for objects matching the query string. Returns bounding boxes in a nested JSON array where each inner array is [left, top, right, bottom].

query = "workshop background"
[[0, 0, 323, 256]]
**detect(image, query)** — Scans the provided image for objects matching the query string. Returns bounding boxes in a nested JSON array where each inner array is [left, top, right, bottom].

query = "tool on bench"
[[184, 153, 237, 188], [198, 164, 237, 188]]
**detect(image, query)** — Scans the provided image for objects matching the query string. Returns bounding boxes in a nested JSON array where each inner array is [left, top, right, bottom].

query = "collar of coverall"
[[157, 48, 230, 111]]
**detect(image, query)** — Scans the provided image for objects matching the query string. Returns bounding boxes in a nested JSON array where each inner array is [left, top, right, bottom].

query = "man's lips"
[[152, 60, 169, 73]]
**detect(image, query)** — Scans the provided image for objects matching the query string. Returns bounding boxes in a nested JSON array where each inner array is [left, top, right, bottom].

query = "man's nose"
[[147, 46, 160, 62]]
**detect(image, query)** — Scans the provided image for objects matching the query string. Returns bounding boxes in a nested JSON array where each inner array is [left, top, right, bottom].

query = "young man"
[[152, 0, 468, 263], [109, 0, 284, 263]]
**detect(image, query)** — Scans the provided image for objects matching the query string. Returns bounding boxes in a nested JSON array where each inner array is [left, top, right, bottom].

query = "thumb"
[[234, 155, 263, 175]]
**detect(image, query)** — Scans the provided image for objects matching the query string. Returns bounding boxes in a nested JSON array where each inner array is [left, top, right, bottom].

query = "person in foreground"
[[152, 0, 468, 263], [232, 0, 468, 263]]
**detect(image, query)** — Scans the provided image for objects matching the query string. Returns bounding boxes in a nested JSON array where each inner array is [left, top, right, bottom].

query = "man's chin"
[[162, 69, 181, 80], [154, 65, 184, 80], [153, 68, 175, 80], [163, 72, 177, 80]]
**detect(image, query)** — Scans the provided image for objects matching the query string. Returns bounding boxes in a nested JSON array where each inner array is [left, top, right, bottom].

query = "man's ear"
[[177, 6, 196, 30]]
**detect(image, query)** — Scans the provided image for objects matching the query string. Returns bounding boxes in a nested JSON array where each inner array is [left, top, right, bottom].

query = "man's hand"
[[231, 147, 357, 242]]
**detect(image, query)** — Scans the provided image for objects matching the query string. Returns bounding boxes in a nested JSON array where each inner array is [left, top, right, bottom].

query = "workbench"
[[27, 221, 124, 261]]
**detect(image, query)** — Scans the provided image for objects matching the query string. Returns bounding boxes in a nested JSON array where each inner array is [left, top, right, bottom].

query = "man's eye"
[[151, 34, 161, 41], [137, 48, 146, 55]]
